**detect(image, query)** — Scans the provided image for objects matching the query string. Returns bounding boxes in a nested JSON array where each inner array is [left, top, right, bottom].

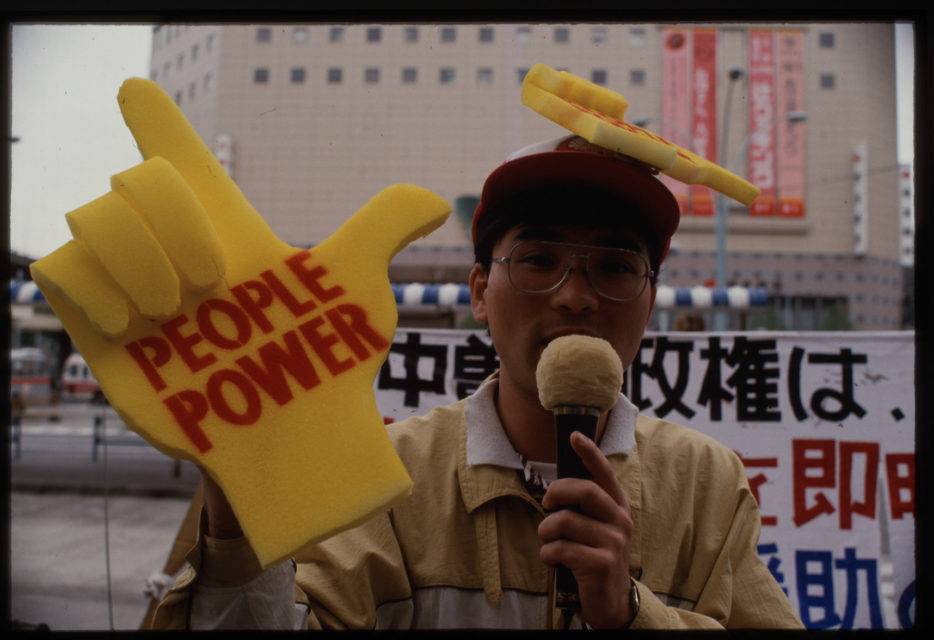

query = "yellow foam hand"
[[30, 78, 451, 568], [521, 63, 760, 206]]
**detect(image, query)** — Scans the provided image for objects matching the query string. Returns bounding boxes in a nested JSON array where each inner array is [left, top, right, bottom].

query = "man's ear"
[[469, 263, 489, 324]]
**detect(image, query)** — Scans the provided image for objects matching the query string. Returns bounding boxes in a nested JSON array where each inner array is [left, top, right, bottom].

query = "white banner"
[[373, 329, 915, 630]]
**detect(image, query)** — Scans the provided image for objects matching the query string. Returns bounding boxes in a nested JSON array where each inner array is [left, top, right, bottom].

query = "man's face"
[[469, 223, 657, 404]]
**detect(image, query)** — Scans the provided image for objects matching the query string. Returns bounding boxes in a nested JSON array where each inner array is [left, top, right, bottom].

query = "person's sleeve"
[[188, 536, 309, 629], [706, 484, 804, 628], [150, 510, 309, 630], [151, 506, 413, 630], [294, 509, 415, 629], [630, 451, 803, 630]]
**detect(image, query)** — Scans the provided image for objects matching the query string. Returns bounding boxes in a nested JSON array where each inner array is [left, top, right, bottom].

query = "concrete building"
[[147, 22, 905, 330]]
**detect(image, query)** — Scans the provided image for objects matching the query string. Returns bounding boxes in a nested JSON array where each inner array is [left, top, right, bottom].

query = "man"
[[152, 135, 803, 630]]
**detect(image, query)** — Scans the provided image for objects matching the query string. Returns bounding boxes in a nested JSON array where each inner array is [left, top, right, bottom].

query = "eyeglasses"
[[492, 240, 653, 303]]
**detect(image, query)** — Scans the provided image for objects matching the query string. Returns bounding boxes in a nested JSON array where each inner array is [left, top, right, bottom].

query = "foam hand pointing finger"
[[30, 78, 451, 568]]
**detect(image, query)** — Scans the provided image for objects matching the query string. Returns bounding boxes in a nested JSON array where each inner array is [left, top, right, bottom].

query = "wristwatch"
[[624, 576, 641, 628]]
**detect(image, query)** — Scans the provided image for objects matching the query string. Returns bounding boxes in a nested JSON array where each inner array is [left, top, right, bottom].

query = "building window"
[[517, 67, 529, 84], [292, 27, 308, 43], [479, 26, 494, 42], [254, 68, 269, 84], [819, 32, 835, 48], [441, 26, 456, 42], [516, 26, 531, 44], [820, 73, 836, 89], [206, 33, 214, 51], [203, 72, 212, 91], [256, 27, 271, 43], [591, 26, 607, 44], [188, 82, 196, 99], [327, 67, 343, 84], [191, 43, 199, 61], [440, 67, 456, 84], [367, 27, 381, 42], [291, 67, 306, 84], [163, 61, 170, 78], [177, 53, 185, 69], [365, 67, 380, 84], [402, 67, 417, 83], [404, 26, 419, 42], [477, 67, 493, 84], [330, 27, 344, 43], [628, 27, 646, 47], [174, 91, 182, 104], [630, 69, 646, 86], [554, 27, 570, 44], [591, 69, 608, 86]]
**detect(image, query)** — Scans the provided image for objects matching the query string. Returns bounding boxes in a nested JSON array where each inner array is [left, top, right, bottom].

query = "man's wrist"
[[584, 576, 641, 630], [199, 533, 263, 587]]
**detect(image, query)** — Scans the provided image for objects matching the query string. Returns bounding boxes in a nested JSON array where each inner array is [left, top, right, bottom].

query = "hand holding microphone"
[[536, 335, 624, 618]]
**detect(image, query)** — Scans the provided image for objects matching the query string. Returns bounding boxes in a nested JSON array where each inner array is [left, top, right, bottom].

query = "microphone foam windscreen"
[[536, 335, 623, 411]]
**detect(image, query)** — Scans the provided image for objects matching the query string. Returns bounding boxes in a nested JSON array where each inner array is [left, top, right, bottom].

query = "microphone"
[[536, 335, 623, 614]]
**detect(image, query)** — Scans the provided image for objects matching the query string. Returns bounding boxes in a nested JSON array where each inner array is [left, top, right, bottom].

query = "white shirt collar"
[[464, 376, 638, 470]]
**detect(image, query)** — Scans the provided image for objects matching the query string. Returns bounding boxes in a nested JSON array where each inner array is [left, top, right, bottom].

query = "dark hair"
[[473, 184, 663, 282]]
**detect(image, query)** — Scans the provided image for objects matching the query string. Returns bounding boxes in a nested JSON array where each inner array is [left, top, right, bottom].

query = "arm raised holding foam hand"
[[30, 78, 451, 569]]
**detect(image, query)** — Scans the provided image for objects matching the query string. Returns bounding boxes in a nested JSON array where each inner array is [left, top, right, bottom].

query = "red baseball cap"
[[472, 134, 681, 263]]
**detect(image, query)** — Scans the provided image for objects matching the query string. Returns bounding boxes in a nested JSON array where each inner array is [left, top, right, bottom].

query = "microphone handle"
[[552, 405, 599, 611]]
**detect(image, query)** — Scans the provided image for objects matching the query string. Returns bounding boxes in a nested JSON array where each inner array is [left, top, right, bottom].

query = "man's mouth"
[[541, 328, 599, 347]]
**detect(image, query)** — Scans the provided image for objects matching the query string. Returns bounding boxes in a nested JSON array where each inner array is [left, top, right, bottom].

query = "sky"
[[8, 22, 917, 262], [10, 25, 155, 261]]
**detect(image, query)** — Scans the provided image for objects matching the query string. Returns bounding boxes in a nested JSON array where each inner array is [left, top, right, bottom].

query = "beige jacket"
[[153, 392, 802, 629]]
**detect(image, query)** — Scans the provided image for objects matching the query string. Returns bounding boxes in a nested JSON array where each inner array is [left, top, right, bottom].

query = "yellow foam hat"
[[521, 63, 760, 205]]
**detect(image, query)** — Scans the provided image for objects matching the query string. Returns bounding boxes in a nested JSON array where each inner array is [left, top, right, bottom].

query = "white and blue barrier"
[[390, 282, 768, 310], [9, 279, 47, 304], [11, 279, 768, 311]]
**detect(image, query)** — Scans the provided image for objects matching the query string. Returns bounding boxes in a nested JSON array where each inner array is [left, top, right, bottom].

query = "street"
[[9, 400, 201, 630], [10, 491, 194, 630]]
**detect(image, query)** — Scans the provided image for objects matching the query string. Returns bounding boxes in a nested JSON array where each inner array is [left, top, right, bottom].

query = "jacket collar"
[[457, 373, 641, 514]]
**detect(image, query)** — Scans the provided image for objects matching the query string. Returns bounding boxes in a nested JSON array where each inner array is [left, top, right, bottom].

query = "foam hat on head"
[[471, 134, 680, 264]]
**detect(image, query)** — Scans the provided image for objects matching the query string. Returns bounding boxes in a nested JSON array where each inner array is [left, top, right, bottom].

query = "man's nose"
[[550, 257, 600, 312]]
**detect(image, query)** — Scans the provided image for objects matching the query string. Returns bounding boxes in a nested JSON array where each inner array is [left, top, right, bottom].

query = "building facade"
[[148, 22, 905, 330]]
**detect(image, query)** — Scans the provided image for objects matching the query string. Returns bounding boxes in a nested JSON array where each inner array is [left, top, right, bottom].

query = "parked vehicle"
[[62, 352, 105, 403], [10, 347, 59, 412]]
